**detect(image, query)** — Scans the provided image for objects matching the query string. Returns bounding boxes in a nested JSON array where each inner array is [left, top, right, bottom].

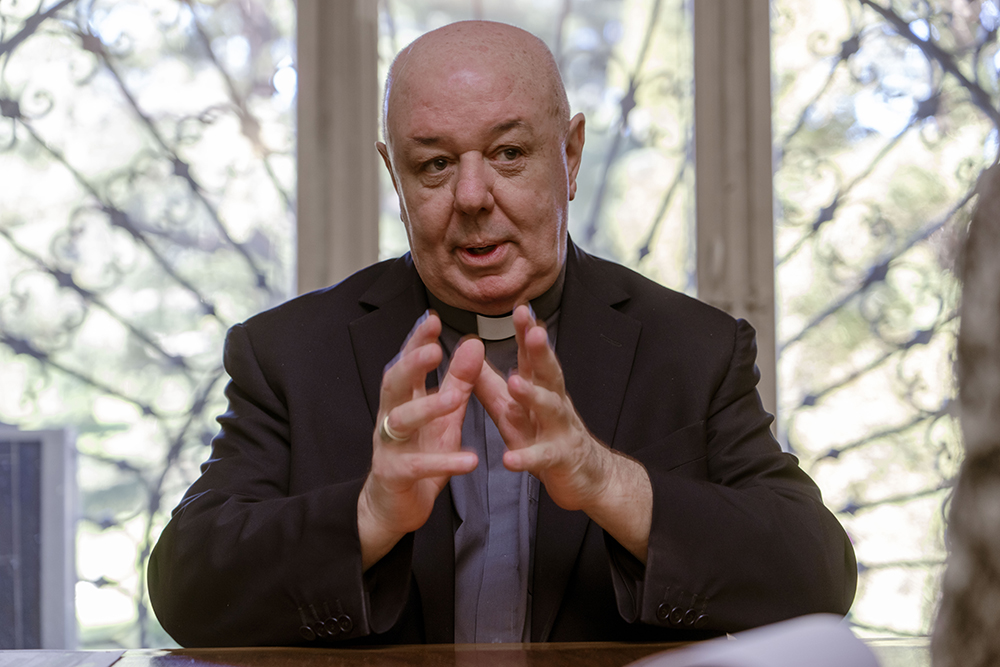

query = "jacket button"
[[338, 615, 353, 633], [683, 609, 697, 626], [323, 617, 340, 637], [668, 607, 684, 626], [656, 602, 670, 622], [694, 613, 709, 629], [299, 625, 316, 641]]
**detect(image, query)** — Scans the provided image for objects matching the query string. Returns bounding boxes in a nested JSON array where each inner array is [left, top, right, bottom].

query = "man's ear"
[[565, 113, 586, 201], [376, 141, 401, 196]]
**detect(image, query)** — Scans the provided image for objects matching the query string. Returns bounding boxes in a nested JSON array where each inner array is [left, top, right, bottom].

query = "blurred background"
[[0, 0, 994, 648]]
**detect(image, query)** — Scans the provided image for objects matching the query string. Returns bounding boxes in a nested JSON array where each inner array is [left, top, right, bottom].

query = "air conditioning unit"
[[0, 426, 77, 649]]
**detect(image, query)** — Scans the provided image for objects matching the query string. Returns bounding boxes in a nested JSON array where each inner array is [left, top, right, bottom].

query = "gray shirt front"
[[429, 271, 564, 643]]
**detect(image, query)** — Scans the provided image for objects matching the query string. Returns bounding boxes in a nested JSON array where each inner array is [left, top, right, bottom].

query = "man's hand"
[[474, 305, 653, 562], [358, 312, 484, 570]]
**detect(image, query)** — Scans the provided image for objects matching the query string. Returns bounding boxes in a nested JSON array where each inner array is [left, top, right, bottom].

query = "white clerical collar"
[[475, 313, 516, 341]]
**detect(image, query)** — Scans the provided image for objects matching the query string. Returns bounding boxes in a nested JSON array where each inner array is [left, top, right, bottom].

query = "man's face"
[[379, 51, 585, 316]]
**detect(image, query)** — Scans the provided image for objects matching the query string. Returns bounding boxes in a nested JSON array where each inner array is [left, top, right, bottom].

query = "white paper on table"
[[0, 651, 125, 667], [626, 614, 880, 667]]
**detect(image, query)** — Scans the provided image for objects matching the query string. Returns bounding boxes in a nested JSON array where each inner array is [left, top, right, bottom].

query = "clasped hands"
[[357, 305, 651, 570]]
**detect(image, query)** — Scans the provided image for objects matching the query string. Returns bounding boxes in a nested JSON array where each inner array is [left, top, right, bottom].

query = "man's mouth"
[[465, 245, 498, 256]]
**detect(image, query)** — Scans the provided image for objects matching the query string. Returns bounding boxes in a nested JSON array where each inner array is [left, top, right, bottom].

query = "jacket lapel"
[[348, 255, 430, 423], [347, 255, 455, 642], [531, 243, 642, 641]]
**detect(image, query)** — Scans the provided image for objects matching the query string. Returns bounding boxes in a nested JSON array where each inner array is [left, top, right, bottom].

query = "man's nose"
[[453, 153, 495, 215]]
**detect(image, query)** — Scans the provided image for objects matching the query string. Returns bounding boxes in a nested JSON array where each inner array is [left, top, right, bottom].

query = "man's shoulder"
[[241, 255, 416, 335], [569, 245, 737, 332]]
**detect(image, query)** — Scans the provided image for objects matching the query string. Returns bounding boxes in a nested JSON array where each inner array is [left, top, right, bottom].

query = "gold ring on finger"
[[379, 414, 408, 443]]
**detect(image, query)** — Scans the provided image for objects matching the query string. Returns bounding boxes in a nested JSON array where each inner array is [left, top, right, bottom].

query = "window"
[[773, 0, 995, 636], [1, 0, 991, 646], [0, 0, 294, 646]]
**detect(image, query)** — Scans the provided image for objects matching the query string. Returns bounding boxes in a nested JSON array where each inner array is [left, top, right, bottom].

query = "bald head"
[[382, 21, 570, 146]]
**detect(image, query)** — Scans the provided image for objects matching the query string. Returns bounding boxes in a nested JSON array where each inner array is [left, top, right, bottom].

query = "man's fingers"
[[381, 341, 443, 405], [521, 323, 565, 392], [513, 305, 535, 380], [379, 450, 479, 484], [472, 362, 533, 450], [442, 337, 485, 391], [503, 442, 553, 473], [384, 389, 464, 439], [511, 304, 564, 393], [382, 311, 443, 397], [507, 372, 564, 422], [473, 358, 510, 412], [399, 310, 442, 356]]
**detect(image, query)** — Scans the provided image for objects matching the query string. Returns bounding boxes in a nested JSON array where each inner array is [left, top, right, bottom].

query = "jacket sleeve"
[[607, 319, 857, 632], [147, 323, 411, 647]]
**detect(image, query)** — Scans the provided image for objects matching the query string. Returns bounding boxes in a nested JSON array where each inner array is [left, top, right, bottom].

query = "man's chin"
[[438, 281, 522, 316]]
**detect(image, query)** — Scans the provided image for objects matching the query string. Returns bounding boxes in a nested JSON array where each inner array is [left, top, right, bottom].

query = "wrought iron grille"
[[0, 0, 294, 647], [774, 0, 997, 636], [2, 0, 991, 648]]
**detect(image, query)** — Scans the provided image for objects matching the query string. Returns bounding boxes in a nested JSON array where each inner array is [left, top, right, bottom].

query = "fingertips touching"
[[446, 337, 485, 385]]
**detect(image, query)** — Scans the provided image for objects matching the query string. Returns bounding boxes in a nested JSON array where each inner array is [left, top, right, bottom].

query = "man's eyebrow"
[[491, 119, 527, 135], [407, 120, 529, 147]]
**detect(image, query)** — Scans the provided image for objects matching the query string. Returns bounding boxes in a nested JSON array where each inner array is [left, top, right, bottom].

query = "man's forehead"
[[382, 21, 569, 152], [392, 65, 548, 142], [396, 54, 528, 108]]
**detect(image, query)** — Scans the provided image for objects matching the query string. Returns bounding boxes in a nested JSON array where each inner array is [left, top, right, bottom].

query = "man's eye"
[[424, 158, 449, 173], [498, 148, 522, 161]]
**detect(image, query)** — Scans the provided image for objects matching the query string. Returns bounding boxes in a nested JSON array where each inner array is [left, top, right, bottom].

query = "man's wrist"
[[357, 479, 407, 571], [579, 448, 653, 563]]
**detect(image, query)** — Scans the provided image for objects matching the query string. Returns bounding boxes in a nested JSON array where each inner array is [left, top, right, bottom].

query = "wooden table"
[[0, 638, 932, 667], [113, 643, 679, 667], [112, 638, 930, 667]]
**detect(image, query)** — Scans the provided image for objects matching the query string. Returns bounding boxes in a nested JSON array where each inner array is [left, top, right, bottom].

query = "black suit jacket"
[[148, 243, 856, 647]]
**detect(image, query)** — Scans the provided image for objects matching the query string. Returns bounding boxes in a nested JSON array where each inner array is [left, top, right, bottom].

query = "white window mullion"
[[296, 0, 380, 294], [694, 0, 778, 422]]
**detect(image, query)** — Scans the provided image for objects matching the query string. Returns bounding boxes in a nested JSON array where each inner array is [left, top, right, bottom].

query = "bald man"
[[149, 21, 856, 647]]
